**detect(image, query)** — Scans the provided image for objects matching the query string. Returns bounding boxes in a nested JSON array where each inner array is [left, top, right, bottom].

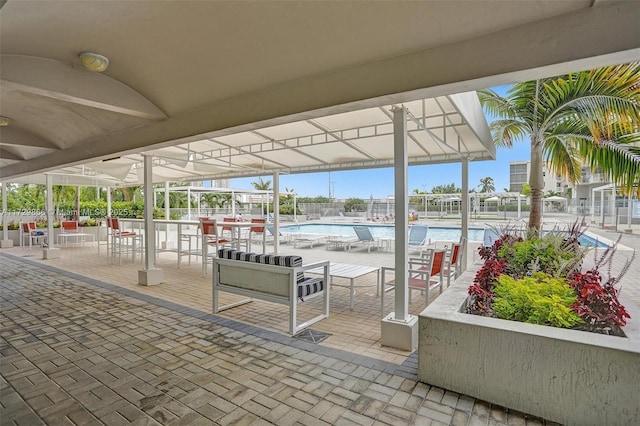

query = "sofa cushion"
[[216, 249, 324, 298]]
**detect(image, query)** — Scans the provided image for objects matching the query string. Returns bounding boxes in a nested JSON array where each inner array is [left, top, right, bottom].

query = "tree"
[[431, 183, 461, 194], [478, 177, 495, 193], [479, 63, 640, 232], [251, 177, 272, 191], [344, 197, 366, 212], [520, 183, 531, 196]]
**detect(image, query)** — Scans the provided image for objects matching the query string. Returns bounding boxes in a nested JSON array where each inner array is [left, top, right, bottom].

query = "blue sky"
[[229, 144, 529, 199], [230, 86, 527, 199]]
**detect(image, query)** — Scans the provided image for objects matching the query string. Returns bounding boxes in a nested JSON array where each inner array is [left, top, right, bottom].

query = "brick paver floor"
[[0, 253, 558, 425]]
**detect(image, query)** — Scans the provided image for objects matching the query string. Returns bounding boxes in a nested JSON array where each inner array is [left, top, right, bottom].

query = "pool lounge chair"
[[352, 226, 379, 253], [326, 234, 358, 251], [292, 233, 325, 249], [482, 227, 500, 247], [408, 224, 430, 256]]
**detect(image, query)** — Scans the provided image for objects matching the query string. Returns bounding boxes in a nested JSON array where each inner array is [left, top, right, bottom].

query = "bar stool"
[[110, 217, 144, 266]]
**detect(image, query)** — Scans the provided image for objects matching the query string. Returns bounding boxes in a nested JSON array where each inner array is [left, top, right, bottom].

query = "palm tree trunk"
[[529, 138, 544, 233]]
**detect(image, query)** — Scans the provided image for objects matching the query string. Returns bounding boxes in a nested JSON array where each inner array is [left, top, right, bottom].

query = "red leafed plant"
[[467, 221, 634, 337], [467, 233, 511, 315], [467, 259, 507, 315], [567, 243, 634, 336]]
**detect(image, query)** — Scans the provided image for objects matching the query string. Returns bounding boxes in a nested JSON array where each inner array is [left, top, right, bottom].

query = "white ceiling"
[[1, 0, 639, 183]]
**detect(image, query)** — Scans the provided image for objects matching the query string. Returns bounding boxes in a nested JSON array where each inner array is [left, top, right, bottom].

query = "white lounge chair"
[[482, 228, 500, 247], [352, 226, 379, 253], [408, 224, 430, 255]]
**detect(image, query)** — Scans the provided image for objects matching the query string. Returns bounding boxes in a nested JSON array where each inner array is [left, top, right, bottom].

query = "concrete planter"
[[418, 267, 640, 425]]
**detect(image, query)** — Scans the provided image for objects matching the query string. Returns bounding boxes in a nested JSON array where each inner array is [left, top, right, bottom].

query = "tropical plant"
[[467, 221, 632, 336], [251, 177, 272, 191], [431, 183, 461, 194], [478, 177, 495, 193], [492, 273, 583, 328], [344, 197, 366, 212], [479, 63, 640, 232]]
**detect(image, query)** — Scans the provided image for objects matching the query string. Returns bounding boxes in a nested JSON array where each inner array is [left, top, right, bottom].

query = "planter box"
[[1, 227, 104, 247], [418, 266, 640, 425]]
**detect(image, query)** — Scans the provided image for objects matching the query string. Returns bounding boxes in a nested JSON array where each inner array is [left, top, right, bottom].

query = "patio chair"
[[221, 217, 236, 238], [381, 248, 444, 312], [408, 224, 430, 255], [58, 220, 93, 247], [109, 217, 143, 266], [442, 236, 466, 287], [352, 226, 379, 253], [200, 218, 240, 276], [20, 221, 47, 249], [248, 218, 266, 252]]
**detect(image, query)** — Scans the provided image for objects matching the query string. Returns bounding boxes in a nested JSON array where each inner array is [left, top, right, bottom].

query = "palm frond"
[[488, 119, 530, 148]]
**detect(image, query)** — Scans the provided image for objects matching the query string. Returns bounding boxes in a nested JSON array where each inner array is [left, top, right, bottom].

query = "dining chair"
[[381, 248, 444, 313], [20, 221, 47, 249], [110, 217, 143, 266]]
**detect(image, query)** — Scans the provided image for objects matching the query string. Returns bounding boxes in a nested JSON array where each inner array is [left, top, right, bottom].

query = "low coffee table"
[[307, 262, 379, 310]]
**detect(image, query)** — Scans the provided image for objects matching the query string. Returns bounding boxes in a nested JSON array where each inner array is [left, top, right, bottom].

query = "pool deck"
[[1, 214, 637, 424]]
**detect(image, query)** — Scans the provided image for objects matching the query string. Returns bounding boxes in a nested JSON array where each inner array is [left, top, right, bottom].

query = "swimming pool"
[[281, 223, 607, 247], [281, 223, 486, 242]]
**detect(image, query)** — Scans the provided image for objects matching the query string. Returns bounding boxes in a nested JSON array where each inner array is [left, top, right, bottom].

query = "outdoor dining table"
[[307, 262, 380, 310], [116, 219, 267, 268]]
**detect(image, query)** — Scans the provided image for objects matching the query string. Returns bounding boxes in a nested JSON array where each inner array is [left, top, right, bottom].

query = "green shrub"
[[492, 273, 583, 328], [496, 232, 585, 279]]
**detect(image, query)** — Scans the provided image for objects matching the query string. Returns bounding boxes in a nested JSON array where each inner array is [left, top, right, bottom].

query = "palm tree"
[[251, 177, 272, 191], [479, 63, 640, 232], [478, 177, 495, 193]]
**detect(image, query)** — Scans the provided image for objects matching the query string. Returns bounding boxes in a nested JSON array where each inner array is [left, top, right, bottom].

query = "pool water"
[[281, 223, 607, 247], [281, 223, 486, 242]]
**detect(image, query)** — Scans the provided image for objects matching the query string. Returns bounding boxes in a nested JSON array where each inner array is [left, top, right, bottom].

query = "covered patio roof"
[[2, 1, 638, 184], [4, 92, 493, 186]]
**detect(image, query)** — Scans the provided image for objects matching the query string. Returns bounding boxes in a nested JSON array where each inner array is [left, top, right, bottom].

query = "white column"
[[107, 187, 112, 217], [164, 182, 170, 220], [517, 194, 522, 219], [627, 192, 633, 230], [611, 184, 617, 227], [591, 188, 596, 223], [461, 157, 469, 271], [187, 188, 192, 220], [1, 183, 12, 247], [273, 173, 280, 254], [600, 189, 606, 226], [393, 107, 408, 321], [139, 154, 164, 285], [381, 106, 416, 351], [42, 174, 59, 258], [2, 183, 7, 241], [231, 190, 236, 216]]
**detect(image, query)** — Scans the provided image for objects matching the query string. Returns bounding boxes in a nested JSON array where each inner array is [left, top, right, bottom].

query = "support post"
[[139, 155, 164, 286], [43, 174, 60, 259], [381, 106, 417, 351], [187, 187, 191, 220], [461, 157, 469, 271], [273, 172, 280, 254], [164, 182, 170, 220], [1, 183, 13, 248]]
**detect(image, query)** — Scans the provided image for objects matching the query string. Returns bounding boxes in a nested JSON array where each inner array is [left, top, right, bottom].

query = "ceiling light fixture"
[[79, 51, 109, 72], [0, 116, 11, 126]]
